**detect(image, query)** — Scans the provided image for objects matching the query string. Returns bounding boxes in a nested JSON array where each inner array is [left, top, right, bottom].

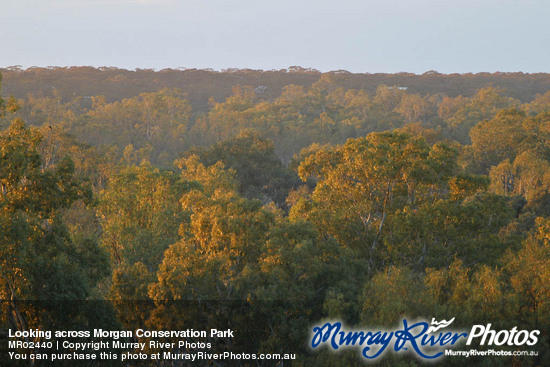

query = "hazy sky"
[[2, 0, 549, 73]]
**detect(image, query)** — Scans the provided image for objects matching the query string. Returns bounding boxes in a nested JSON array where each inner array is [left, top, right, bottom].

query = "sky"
[[1, 0, 549, 74]]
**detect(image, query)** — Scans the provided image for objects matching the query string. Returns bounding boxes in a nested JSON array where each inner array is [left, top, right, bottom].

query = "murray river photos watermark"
[[310, 317, 540, 362]]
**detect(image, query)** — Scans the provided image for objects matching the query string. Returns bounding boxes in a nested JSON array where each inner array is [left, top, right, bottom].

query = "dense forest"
[[1, 68, 549, 366]]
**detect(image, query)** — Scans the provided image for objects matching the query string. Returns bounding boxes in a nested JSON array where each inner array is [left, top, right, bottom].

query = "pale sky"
[[1, 0, 549, 73]]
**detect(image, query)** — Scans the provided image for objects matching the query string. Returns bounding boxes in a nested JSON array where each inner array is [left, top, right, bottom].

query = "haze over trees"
[[1, 68, 549, 366]]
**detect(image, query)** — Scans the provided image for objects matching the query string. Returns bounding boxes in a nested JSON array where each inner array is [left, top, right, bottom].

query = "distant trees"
[[4, 67, 550, 111], [5, 72, 549, 172], [72, 88, 192, 166], [443, 87, 519, 143], [185, 131, 300, 208]]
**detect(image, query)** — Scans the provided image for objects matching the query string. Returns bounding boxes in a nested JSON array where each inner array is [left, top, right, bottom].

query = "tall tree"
[[0, 120, 113, 340], [294, 132, 458, 271]]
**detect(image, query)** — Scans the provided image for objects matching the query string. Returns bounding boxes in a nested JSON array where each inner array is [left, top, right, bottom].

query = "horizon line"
[[1, 65, 548, 76]]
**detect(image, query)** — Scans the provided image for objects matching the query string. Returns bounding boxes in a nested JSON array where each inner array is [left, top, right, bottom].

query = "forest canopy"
[[1, 68, 549, 366]]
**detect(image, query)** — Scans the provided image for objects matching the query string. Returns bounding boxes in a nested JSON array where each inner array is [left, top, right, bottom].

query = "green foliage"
[[151, 159, 274, 301], [384, 193, 515, 269], [186, 130, 300, 208], [469, 108, 530, 172], [294, 131, 461, 271], [361, 266, 426, 325], [445, 87, 519, 143], [99, 162, 185, 271], [0, 119, 114, 339]]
